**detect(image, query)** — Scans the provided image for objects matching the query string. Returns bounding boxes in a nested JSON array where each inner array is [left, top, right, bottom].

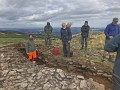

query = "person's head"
[[62, 22, 66, 28], [29, 34, 33, 40], [67, 22, 72, 28], [47, 22, 50, 26], [84, 21, 88, 26], [112, 17, 119, 25]]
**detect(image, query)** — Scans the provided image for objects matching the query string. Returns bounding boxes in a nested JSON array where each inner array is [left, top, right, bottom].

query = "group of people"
[[25, 17, 120, 90], [44, 21, 90, 57]]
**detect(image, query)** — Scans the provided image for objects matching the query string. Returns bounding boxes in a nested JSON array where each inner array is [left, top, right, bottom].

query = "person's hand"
[[27, 53, 29, 55], [109, 36, 113, 39]]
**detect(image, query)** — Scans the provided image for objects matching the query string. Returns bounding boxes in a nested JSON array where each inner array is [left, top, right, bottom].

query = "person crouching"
[[25, 34, 36, 63]]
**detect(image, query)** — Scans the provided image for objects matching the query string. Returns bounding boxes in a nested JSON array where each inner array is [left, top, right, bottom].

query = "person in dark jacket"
[[103, 18, 120, 61], [104, 34, 120, 90], [25, 34, 36, 63], [60, 23, 72, 57], [80, 21, 90, 50], [44, 22, 53, 46]]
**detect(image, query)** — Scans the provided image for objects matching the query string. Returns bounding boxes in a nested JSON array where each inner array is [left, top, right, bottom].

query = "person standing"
[[80, 21, 90, 50], [104, 34, 120, 90], [60, 23, 72, 57], [25, 34, 36, 63], [44, 22, 53, 46], [103, 18, 120, 61]]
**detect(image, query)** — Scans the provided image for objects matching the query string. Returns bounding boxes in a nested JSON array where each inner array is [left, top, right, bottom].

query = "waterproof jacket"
[[104, 23, 120, 39], [60, 27, 72, 42], [25, 39, 36, 53], [81, 25, 90, 38], [104, 34, 120, 79], [44, 25, 53, 35]]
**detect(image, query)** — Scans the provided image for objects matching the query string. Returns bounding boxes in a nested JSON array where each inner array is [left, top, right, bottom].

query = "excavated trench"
[[14, 43, 112, 90]]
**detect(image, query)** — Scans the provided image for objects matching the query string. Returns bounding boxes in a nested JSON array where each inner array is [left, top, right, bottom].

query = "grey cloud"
[[0, 0, 120, 28]]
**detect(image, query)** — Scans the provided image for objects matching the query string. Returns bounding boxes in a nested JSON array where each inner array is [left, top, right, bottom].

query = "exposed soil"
[[13, 43, 112, 90]]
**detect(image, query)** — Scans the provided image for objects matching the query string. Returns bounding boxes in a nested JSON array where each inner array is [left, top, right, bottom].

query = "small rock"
[[82, 65, 86, 68], [1, 53, 4, 58], [43, 82, 51, 90], [61, 81, 68, 89], [2, 70, 9, 76], [54, 87, 61, 90], [55, 73, 62, 81], [17, 69, 24, 72], [27, 68, 34, 73], [28, 77, 34, 83], [32, 73, 36, 77], [1, 63, 8, 70], [77, 75, 84, 80], [56, 69, 65, 78], [80, 80, 88, 89], [69, 83, 77, 89], [37, 72, 42, 76], [17, 76, 22, 79], [9, 71, 16, 75], [97, 70, 103, 73]]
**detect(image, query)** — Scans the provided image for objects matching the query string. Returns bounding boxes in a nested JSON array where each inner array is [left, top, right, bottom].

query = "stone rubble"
[[0, 46, 106, 90]]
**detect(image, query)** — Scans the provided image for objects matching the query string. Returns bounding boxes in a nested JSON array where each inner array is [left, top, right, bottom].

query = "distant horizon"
[[0, 26, 105, 29]]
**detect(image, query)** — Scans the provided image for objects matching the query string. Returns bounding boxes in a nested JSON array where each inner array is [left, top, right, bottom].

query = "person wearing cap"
[[103, 18, 120, 61], [44, 22, 53, 46], [25, 34, 36, 63], [60, 23, 72, 57], [80, 21, 90, 50]]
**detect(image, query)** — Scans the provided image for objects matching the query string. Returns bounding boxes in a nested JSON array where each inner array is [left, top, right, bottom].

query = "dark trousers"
[[45, 37, 52, 46], [62, 41, 70, 57], [112, 75, 120, 90], [81, 37, 88, 49]]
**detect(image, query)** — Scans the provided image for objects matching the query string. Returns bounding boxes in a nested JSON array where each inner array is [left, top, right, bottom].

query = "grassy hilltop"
[[0, 31, 114, 73]]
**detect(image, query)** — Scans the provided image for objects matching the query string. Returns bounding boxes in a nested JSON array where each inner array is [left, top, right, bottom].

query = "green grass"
[[0, 38, 26, 47], [0, 32, 114, 73], [0, 33, 51, 47]]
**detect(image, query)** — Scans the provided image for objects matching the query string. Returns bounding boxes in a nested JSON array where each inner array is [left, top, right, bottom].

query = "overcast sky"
[[0, 0, 120, 28]]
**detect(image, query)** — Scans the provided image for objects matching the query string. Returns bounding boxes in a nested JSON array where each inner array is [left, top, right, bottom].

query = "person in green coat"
[[25, 34, 36, 63], [44, 22, 53, 46], [104, 34, 120, 90]]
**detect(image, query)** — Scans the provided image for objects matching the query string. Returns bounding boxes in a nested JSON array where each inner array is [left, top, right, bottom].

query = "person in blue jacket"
[[60, 23, 72, 57], [103, 18, 120, 61], [104, 34, 120, 90]]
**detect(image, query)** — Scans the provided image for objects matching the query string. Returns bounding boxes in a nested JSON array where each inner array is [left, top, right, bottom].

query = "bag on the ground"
[[52, 48, 60, 55]]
